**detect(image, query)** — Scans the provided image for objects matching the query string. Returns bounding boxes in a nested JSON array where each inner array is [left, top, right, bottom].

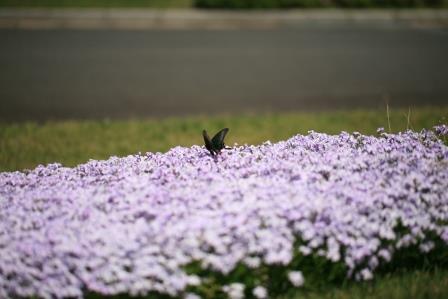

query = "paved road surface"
[[1, 22, 447, 121]]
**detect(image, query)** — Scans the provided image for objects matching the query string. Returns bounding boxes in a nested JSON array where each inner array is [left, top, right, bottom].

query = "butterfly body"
[[202, 128, 229, 156]]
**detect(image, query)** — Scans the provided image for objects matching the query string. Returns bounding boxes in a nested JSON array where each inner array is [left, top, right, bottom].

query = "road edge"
[[1, 8, 448, 29]]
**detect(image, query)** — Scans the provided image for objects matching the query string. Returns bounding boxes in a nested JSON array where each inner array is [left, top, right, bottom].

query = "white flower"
[[299, 245, 312, 255], [252, 286, 267, 299], [243, 256, 261, 268], [378, 249, 392, 262], [185, 293, 201, 299], [186, 275, 201, 286], [419, 241, 435, 253], [288, 271, 304, 287], [360, 268, 373, 280], [223, 283, 245, 299]]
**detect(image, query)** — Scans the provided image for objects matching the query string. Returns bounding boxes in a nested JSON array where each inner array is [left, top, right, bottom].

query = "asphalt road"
[[1, 23, 447, 121]]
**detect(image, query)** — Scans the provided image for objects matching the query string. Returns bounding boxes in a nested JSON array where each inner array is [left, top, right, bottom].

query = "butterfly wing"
[[211, 128, 229, 151], [202, 130, 216, 155]]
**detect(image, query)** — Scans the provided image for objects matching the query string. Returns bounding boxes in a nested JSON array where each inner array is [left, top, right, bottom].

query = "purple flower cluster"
[[1, 128, 447, 298]]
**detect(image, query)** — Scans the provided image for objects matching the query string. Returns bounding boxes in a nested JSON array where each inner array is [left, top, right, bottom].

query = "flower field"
[[0, 126, 447, 299]]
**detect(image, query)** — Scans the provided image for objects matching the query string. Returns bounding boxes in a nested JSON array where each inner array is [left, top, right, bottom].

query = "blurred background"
[[1, 0, 448, 122]]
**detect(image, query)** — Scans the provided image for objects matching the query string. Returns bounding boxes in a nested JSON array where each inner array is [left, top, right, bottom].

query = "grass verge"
[[0, 0, 193, 9], [283, 268, 448, 299], [0, 106, 447, 172]]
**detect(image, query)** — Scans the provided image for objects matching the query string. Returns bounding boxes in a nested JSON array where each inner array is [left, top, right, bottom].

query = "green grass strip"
[[281, 269, 448, 299], [0, 106, 447, 172], [0, 0, 193, 8]]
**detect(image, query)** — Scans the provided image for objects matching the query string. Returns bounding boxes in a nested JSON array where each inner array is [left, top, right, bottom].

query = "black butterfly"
[[202, 128, 229, 156]]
